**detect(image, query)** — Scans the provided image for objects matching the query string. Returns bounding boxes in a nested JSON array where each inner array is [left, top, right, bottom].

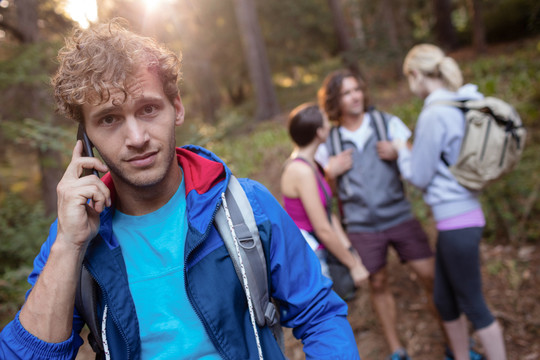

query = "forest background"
[[0, 0, 539, 359]]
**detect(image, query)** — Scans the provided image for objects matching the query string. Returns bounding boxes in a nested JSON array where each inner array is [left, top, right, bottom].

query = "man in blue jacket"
[[0, 20, 360, 359]]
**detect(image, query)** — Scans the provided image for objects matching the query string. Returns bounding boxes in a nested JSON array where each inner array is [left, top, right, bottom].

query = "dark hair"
[[317, 69, 369, 123], [288, 103, 324, 147]]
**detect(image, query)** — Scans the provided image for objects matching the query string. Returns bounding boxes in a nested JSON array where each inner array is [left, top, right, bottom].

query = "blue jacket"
[[0, 145, 359, 360]]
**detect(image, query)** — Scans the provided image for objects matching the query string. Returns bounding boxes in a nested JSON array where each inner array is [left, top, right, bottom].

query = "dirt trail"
[[284, 242, 540, 360]]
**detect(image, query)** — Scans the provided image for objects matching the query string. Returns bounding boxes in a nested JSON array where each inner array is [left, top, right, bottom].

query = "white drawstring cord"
[[101, 305, 111, 360], [221, 193, 264, 360]]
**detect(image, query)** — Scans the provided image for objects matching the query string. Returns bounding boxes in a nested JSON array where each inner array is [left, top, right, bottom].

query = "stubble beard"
[[97, 134, 177, 190]]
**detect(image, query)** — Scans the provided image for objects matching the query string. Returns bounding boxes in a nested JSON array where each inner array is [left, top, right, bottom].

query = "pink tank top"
[[283, 159, 332, 232]]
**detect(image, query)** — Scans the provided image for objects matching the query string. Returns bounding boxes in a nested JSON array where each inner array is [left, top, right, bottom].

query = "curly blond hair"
[[52, 18, 181, 122]]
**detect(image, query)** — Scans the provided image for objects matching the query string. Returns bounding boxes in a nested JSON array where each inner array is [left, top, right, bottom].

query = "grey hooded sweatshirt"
[[397, 84, 484, 222]]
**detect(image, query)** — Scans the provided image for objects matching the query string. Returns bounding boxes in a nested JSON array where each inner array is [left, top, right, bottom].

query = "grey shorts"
[[348, 218, 433, 274]]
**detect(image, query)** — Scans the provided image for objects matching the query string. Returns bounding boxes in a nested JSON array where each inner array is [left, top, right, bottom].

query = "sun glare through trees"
[[64, 0, 98, 28]]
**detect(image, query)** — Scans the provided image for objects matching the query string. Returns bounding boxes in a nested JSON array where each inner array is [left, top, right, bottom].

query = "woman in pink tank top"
[[281, 103, 368, 293]]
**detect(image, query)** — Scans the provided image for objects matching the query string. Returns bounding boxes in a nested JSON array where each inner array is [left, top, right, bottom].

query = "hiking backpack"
[[437, 97, 526, 191], [75, 175, 283, 360]]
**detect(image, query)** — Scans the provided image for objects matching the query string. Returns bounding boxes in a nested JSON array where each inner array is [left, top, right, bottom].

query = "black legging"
[[433, 227, 494, 330]]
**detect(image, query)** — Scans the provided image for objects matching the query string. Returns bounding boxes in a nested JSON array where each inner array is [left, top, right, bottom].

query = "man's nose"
[[125, 117, 149, 147]]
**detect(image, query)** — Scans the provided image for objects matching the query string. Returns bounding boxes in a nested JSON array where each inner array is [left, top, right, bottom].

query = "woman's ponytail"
[[403, 44, 463, 91], [438, 56, 463, 91]]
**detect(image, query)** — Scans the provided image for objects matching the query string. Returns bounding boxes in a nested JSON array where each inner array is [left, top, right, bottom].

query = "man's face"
[[339, 77, 365, 118], [82, 67, 184, 191]]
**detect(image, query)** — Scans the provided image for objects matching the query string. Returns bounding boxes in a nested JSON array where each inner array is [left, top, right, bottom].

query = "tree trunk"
[[180, 9, 223, 125], [15, 0, 39, 42], [378, 0, 402, 78], [432, 0, 458, 50], [467, 0, 487, 53], [17, 0, 63, 216], [327, 0, 360, 75], [348, 0, 366, 50], [232, 0, 279, 121]]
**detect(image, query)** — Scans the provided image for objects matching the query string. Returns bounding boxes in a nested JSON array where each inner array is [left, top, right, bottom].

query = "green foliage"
[[0, 118, 73, 154], [207, 120, 290, 178], [0, 193, 52, 275], [0, 266, 33, 327], [257, 0, 336, 71], [0, 42, 60, 89]]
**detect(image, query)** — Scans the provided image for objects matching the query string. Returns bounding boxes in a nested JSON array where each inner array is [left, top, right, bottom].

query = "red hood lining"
[[100, 147, 226, 204]]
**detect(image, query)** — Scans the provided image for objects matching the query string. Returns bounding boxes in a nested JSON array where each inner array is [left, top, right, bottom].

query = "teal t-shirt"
[[113, 174, 220, 359]]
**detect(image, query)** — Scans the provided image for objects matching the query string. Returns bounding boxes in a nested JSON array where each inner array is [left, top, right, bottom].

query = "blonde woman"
[[394, 44, 506, 360]]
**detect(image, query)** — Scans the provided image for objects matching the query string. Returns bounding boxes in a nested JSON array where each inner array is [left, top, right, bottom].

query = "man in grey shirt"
[[316, 69, 436, 360]]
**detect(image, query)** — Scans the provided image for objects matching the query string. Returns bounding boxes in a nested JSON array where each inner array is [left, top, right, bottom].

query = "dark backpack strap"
[[440, 153, 451, 167], [328, 126, 342, 157], [75, 262, 105, 359], [293, 157, 332, 221]]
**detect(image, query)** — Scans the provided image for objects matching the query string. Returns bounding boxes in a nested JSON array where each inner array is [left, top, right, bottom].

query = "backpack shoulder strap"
[[369, 109, 389, 141], [328, 126, 342, 157], [328, 126, 353, 197], [429, 99, 468, 111], [293, 157, 332, 221], [75, 262, 105, 359], [214, 175, 284, 352]]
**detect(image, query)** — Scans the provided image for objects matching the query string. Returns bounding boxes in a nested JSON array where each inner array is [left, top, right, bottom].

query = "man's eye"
[[102, 115, 116, 125], [142, 105, 157, 114]]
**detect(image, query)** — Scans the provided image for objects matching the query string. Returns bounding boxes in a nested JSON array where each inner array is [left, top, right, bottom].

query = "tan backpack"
[[439, 97, 527, 191]]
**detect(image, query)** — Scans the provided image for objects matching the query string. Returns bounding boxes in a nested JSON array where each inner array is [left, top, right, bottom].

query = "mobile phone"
[[77, 124, 100, 177]]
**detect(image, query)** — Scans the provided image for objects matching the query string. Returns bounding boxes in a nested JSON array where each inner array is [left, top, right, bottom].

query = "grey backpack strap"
[[214, 175, 284, 352], [370, 109, 388, 141], [329, 126, 342, 158], [329, 126, 352, 197]]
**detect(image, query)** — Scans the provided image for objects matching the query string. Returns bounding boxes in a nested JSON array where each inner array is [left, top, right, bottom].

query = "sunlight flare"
[[65, 0, 98, 29]]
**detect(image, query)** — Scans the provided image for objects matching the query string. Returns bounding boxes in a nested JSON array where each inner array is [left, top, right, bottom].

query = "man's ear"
[[173, 95, 185, 126]]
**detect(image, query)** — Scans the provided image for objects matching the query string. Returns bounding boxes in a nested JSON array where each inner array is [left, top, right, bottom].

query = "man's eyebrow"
[[133, 95, 165, 105], [89, 105, 120, 120]]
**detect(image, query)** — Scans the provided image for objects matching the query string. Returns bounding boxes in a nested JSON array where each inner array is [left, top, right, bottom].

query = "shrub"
[[0, 192, 52, 275]]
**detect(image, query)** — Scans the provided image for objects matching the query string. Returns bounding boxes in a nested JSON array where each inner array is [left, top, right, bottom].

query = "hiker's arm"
[[293, 164, 367, 287], [330, 214, 369, 285], [246, 180, 360, 359], [19, 141, 110, 343], [395, 109, 445, 189]]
